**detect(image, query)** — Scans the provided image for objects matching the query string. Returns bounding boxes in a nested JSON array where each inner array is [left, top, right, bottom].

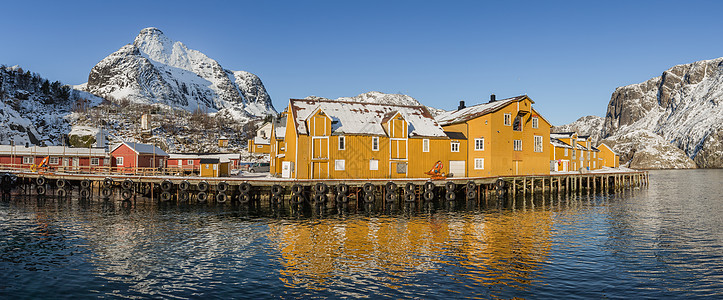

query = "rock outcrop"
[[552, 115, 604, 144]]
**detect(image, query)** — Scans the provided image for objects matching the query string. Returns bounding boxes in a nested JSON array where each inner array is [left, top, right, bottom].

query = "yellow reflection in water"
[[268, 209, 553, 290]]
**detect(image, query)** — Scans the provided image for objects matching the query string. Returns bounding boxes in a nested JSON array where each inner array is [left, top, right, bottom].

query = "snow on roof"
[[253, 136, 270, 145], [550, 138, 573, 149], [111, 142, 169, 156], [550, 132, 577, 139], [288, 99, 447, 138], [436, 95, 530, 126], [273, 116, 287, 140], [168, 153, 240, 160], [0, 145, 108, 157]]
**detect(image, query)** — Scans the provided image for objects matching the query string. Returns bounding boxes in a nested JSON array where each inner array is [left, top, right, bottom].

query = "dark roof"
[[199, 158, 220, 164], [444, 131, 467, 140]]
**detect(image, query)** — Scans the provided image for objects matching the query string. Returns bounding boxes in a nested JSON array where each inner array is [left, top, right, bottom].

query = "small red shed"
[[110, 142, 168, 172]]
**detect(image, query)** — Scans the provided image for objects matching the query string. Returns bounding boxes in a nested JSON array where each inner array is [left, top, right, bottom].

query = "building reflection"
[[268, 209, 553, 290]]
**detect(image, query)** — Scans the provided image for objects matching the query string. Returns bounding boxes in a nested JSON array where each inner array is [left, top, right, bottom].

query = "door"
[[73, 157, 79, 170], [449, 161, 465, 177], [312, 162, 329, 179], [390, 139, 407, 160], [282, 161, 292, 178], [312, 137, 328, 159], [513, 160, 521, 175]]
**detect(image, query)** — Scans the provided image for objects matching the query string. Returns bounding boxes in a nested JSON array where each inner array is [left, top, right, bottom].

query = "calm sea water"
[[1, 170, 721, 299]]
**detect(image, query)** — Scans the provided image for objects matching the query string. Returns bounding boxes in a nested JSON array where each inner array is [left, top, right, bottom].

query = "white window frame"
[[564, 148, 568, 156], [23, 156, 34, 164], [474, 158, 484, 170], [335, 159, 345, 171], [593, 152, 597, 158], [474, 138, 484, 151], [372, 137, 379, 151], [504, 113, 511, 126], [572, 149, 576, 160], [532, 117, 539, 129], [116, 157, 124, 166], [338, 136, 345, 150], [513, 140, 522, 151], [451, 141, 460, 152], [369, 159, 379, 171], [534, 135, 543, 152], [90, 158, 99, 166], [422, 139, 429, 152], [187, 159, 194, 165], [587, 151, 591, 160], [49, 157, 59, 165]]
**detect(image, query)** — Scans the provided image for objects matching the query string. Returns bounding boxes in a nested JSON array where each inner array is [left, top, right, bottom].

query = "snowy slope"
[[552, 115, 604, 144], [602, 57, 723, 168], [84, 27, 275, 120]]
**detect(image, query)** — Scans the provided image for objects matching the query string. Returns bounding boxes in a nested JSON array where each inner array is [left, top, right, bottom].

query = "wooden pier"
[[0, 170, 649, 209]]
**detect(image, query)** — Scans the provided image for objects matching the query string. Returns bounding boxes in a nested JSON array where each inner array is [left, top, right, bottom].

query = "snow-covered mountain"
[[305, 91, 446, 116], [83, 27, 275, 120], [552, 115, 604, 144], [601, 57, 723, 168], [0, 65, 103, 146]]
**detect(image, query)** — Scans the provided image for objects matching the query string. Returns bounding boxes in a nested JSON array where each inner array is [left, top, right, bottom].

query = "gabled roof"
[[597, 143, 618, 155], [253, 136, 270, 145], [436, 95, 530, 126], [550, 138, 573, 149], [445, 131, 467, 140], [111, 142, 168, 156], [288, 98, 447, 138], [550, 132, 577, 139], [273, 115, 287, 140]]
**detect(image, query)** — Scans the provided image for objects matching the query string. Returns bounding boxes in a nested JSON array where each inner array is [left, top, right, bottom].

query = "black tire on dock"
[[161, 180, 172, 191], [217, 182, 229, 193], [57, 189, 67, 198], [404, 183, 415, 194], [56, 179, 66, 189], [314, 183, 328, 194], [198, 181, 209, 192], [467, 190, 476, 200], [336, 194, 348, 203], [122, 179, 134, 190], [239, 193, 251, 204], [337, 184, 349, 195], [160, 191, 172, 202], [271, 185, 283, 196], [197, 192, 208, 202], [36, 176, 46, 186], [121, 189, 132, 201], [385, 182, 397, 192], [424, 181, 435, 192], [495, 178, 506, 190], [314, 194, 328, 204], [81, 179, 91, 189], [363, 183, 375, 194], [36, 185, 46, 196], [362, 193, 373, 203], [216, 193, 227, 203], [103, 177, 113, 188], [404, 192, 415, 202], [385, 192, 398, 202], [291, 194, 303, 205], [466, 181, 477, 191], [179, 180, 190, 191], [179, 192, 189, 202], [239, 182, 251, 194], [445, 181, 456, 192], [80, 188, 91, 199], [291, 184, 303, 194], [101, 187, 112, 199], [423, 190, 435, 201], [445, 192, 456, 201]]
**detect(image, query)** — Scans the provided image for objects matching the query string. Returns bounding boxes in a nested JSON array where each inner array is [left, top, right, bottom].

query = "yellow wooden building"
[[248, 136, 271, 154], [273, 98, 461, 179], [436, 95, 552, 177], [550, 137, 574, 172], [199, 158, 230, 177], [269, 114, 287, 175], [597, 143, 619, 168]]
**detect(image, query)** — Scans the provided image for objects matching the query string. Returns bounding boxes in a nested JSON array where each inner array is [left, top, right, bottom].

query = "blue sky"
[[2, 0, 722, 125]]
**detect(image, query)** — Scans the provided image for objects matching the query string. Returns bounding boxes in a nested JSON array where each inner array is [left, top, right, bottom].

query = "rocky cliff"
[[552, 115, 604, 144], [601, 57, 723, 168], [84, 27, 275, 121]]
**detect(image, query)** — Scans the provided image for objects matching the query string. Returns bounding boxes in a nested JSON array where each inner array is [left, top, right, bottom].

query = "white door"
[[281, 161, 292, 178], [449, 161, 465, 177]]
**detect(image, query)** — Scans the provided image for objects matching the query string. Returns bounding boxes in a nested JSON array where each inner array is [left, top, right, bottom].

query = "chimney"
[[489, 94, 496, 103], [458, 100, 466, 110]]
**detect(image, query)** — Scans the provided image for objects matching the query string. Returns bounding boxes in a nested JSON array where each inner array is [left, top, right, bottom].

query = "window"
[[49, 157, 59, 165], [257, 145, 262, 148], [513, 115, 523, 131], [116, 157, 124, 166], [534, 135, 543, 152], [593, 152, 597, 158], [513, 140, 522, 151], [532, 117, 539, 129], [370, 159, 379, 170], [335, 159, 345, 171], [178, 160, 183, 166], [22, 156, 33, 164], [474, 158, 484, 170], [339, 136, 345, 150], [474, 138, 484, 151], [564, 148, 569, 156], [187, 159, 194, 165], [504, 113, 511, 126], [587, 151, 591, 160], [593, 161, 596, 168], [451, 141, 460, 152], [91, 158, 99, 166], [372, 137, 379, 151], [423, 139, 429, 152]]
